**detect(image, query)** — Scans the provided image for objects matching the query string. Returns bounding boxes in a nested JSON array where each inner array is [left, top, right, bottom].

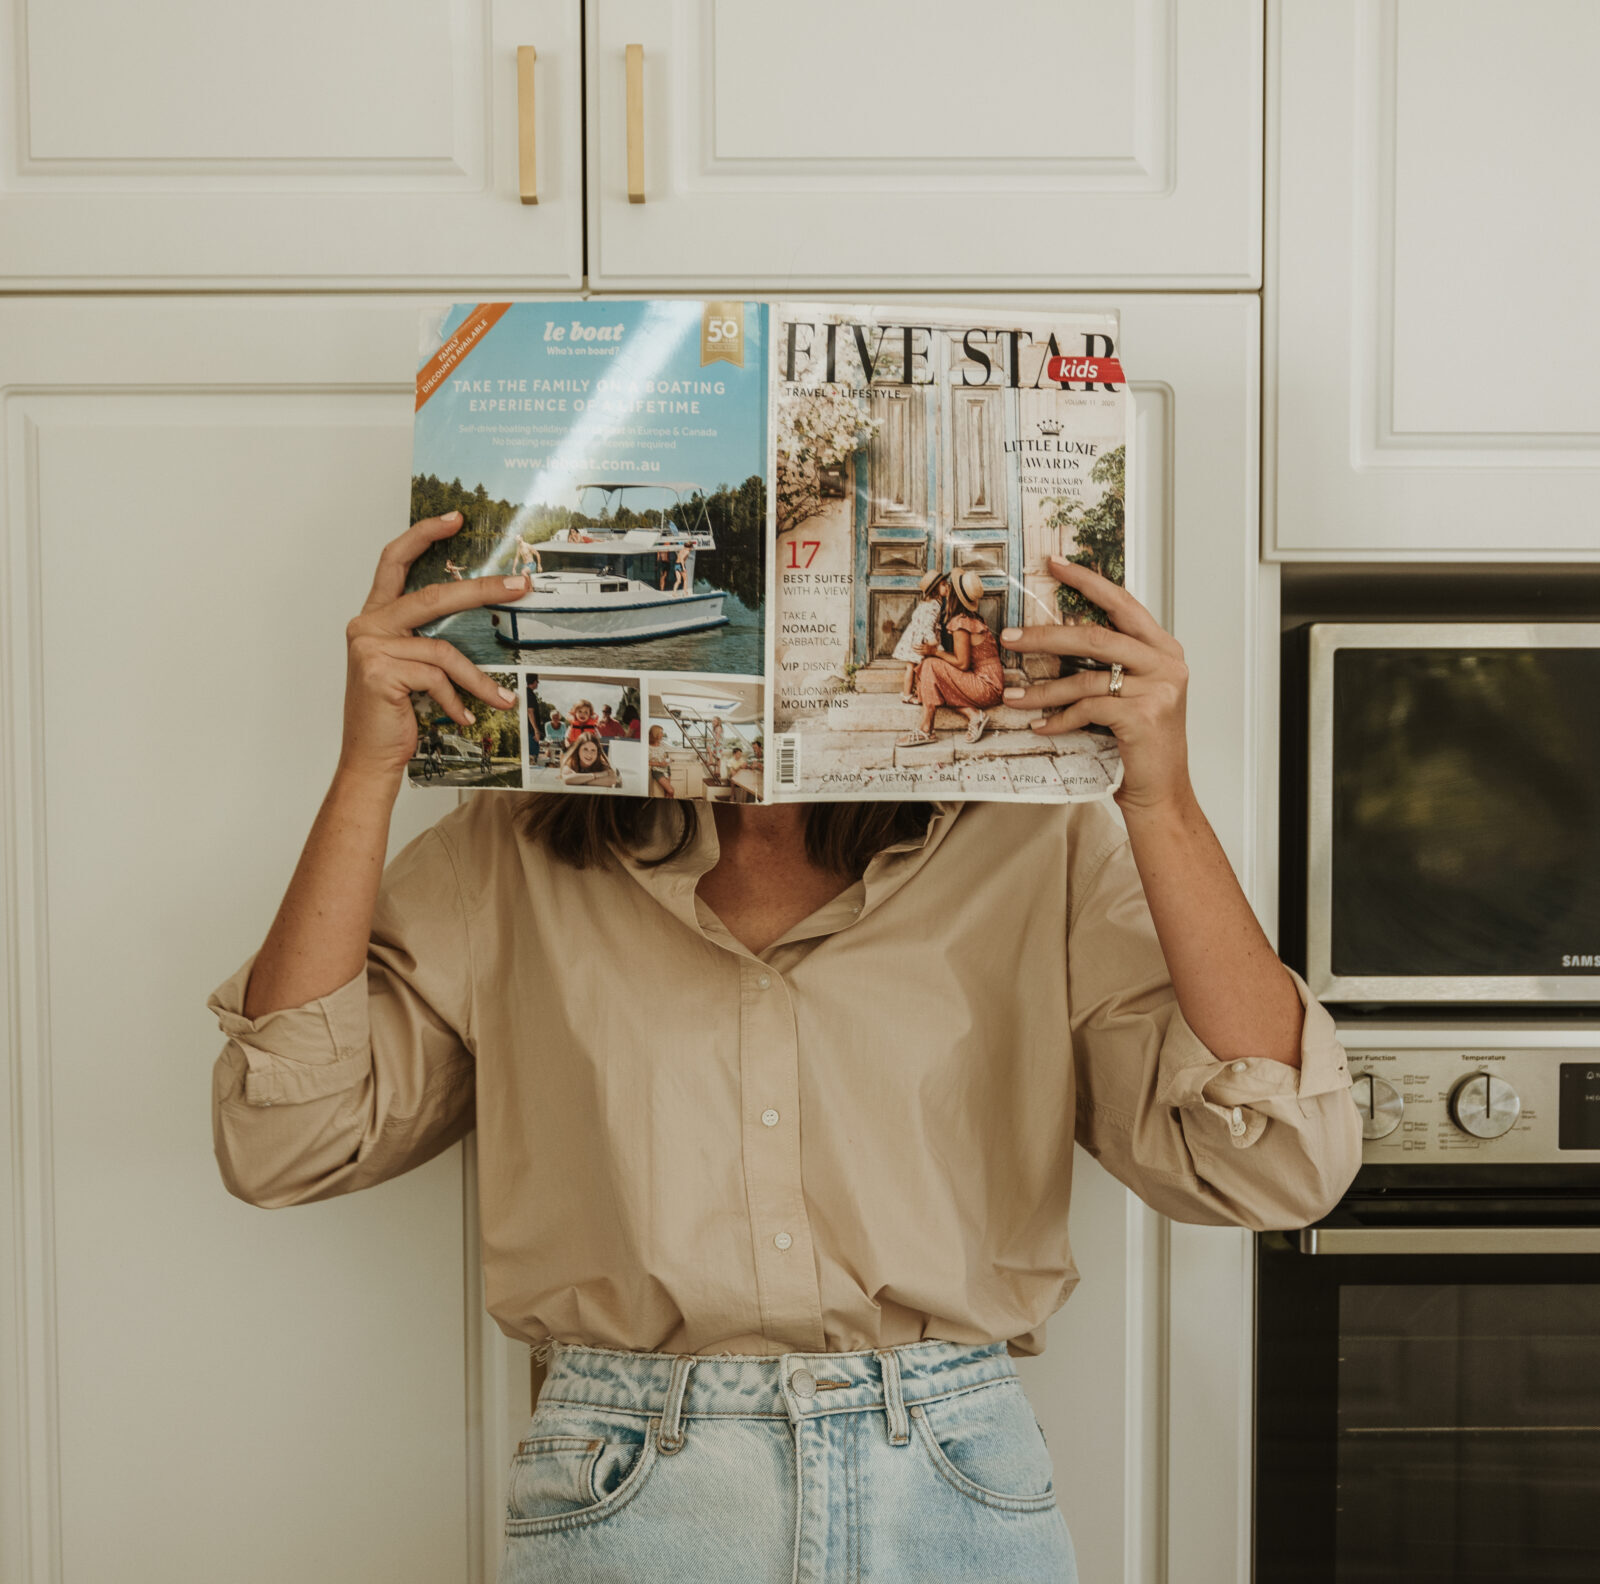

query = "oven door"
[[1256, 1220, 1600, 1583]]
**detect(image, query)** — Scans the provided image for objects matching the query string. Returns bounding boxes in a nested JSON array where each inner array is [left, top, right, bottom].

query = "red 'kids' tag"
[[1044, 355, 1125, 386]]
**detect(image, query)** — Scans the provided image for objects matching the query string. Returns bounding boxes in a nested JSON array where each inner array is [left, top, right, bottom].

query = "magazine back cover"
[[768, 302, 1132, 803], [406, 299, 770, 801]]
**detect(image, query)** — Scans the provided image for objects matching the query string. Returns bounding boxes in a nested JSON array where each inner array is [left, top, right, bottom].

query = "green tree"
[[1048, 446, 1125, 627]]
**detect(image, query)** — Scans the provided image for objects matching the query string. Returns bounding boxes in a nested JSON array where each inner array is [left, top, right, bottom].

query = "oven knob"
[[1350, 1073, 1403, 1140], [1448, 1073, 1521, 1140]]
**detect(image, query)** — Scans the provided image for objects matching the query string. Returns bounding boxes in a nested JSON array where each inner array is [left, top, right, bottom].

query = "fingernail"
[[463, 711, 475, 725], [442, 510, 460, 522], [1000, 628, 1021, 643], [1030, 718, 1046, 729], [1003, 687, 1024, 700], [503, 575, 528, 590], [497, 687, 516, 705]]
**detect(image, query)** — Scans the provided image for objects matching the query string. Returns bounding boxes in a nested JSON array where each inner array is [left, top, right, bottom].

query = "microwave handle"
[[1298, 1226, 1600, 1256]]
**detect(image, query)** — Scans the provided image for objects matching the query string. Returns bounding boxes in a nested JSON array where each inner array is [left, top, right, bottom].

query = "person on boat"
[[673, 541, 692, 592], [897, 569, 1006, 750], [647, 724, 674, 798], [542, 711, 565, 758], [443, 558, 466, 581], [513, 538, 543, 577], [205, 509, 1360, 1584], [559, 732, 622, 788], [565, 700, 598, 743], [598, 706, 625, 740]]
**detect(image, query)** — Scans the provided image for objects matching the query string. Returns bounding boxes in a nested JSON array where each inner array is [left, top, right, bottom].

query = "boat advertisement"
[[409, 299, 768, 800], [405, 299, 1131, 803]]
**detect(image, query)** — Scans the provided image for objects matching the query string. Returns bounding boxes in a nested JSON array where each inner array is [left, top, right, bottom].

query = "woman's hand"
[[341, 511, 530, 784], [1000, 556, 1191, 814], [917, 639, 940, 657]]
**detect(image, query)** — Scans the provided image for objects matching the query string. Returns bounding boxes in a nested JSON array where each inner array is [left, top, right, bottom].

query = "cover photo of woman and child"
[[891, 567, 1007, 748], [525, 675, 644, 794]]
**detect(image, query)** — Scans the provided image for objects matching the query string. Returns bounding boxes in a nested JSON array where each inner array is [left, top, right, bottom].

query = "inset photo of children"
[[646, 679, 764, 803], [525, 673, 644, 795], [407, 671, 523, 788]]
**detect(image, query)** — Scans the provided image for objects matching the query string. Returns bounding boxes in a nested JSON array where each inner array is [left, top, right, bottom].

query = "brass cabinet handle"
[[626, 44, 645, 203], [516, 45, 538, 205]]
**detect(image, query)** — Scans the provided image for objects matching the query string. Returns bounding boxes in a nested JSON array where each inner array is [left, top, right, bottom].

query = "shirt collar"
[[610, 800, 966, 953]]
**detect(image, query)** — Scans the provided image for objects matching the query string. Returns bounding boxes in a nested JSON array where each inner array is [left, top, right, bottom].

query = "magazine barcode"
[[776, 734, 800, 790]]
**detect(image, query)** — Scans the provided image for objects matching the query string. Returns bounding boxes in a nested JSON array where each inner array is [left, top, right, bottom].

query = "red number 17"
[[785, 540, 821, 569]]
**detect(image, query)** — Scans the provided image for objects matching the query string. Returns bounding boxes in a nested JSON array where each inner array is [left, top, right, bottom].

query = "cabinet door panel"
[[0, 299, 531, 1583], [588, 0, 1262, 290], [0, 0, 582, 287], [1267, 0, 1600, 559]]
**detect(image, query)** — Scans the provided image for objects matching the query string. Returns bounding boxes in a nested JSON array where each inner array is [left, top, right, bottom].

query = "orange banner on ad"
[[415, 303, 512, 411]]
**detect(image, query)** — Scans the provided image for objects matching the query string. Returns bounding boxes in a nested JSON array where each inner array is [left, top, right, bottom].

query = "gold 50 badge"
[[700, 302, 745, 367]]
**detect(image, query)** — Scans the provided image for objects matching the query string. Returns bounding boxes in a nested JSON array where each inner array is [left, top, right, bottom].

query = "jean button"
[[789, 1367, 816, 1398]]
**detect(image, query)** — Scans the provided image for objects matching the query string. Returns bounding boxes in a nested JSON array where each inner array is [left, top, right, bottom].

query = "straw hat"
[[950, 568, 986, 612], [917, 566, 946, 597]]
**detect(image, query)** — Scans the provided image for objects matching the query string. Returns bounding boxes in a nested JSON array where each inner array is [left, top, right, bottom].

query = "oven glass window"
[[1338, 1283, 1600, 1580], [1330, 649, 1600, 978]]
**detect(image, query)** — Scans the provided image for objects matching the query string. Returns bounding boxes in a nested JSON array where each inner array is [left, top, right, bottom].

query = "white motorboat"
[[487, 482, 728, 648]]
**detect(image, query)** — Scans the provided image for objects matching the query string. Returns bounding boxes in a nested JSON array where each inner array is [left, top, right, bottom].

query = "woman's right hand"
[[340, 511, 531, 784]]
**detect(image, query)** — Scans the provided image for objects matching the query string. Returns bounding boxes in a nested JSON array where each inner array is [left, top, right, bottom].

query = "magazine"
[[405, 300, 1131, 804]]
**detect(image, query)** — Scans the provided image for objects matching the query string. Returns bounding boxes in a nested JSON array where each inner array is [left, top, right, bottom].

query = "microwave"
[[1297, 622, 1600, 1005]]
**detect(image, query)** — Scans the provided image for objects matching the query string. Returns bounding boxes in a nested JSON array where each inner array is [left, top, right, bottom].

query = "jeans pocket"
[[505, 1411, 661, 1534], [911, 1379, 1059, 1513]]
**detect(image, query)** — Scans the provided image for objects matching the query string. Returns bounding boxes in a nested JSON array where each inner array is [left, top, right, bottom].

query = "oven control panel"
[[1337, 1034, 1600, 1165]]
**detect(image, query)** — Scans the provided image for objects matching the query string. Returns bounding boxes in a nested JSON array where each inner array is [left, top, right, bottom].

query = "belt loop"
[[875, 1347, 910, 1446], [657, 1354, 696, 1455]]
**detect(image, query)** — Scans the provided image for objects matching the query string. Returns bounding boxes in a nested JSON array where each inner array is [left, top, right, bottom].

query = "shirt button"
[[773, 1232, 793, 1250], [761, 1108, 780, 1127], [1231, 1060, 1248, 1074], [1229, 1106, 1247, 1136], [757, 974, 771, 989]]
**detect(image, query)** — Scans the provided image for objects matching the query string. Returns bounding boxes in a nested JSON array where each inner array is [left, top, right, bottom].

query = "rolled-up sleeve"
[[1068, 831, 1362, 1231], [207, 823, 477, 1209]]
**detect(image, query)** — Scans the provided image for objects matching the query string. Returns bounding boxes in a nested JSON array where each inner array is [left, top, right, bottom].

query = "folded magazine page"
[[768, 302, 1131, 802], [407, 300, 769, 800]]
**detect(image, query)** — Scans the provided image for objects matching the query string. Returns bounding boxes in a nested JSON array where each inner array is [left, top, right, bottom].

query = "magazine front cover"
[[768, 302, 1132, 802], [407, 300, 769, 801]]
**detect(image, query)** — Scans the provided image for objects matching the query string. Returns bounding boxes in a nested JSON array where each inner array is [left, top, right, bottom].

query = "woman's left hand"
[[917, 640, 940, 657], [1000, 556, 1192, 814]]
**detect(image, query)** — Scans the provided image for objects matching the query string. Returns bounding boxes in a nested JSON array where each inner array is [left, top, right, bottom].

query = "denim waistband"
[[536, 1336, 1016, 1448]]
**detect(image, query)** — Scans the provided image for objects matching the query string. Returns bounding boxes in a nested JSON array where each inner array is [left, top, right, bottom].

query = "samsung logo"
[[1564, 955, 1600, 967]]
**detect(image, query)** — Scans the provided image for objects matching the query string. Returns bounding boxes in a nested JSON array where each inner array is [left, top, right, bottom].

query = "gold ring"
[[1107, 663, 1125, 698]]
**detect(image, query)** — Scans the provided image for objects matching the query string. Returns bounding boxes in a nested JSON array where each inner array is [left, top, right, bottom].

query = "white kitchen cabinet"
[[1266, 0, 1600, 560], [0, 1, 583, 289], [0, 297, 531, 1583], [586, 0, 1263, 291]]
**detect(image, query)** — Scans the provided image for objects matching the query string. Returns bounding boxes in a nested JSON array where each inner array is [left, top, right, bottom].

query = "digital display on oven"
[[1330, 649, 1600, 979], [1559, 1063, 1600, 1150]]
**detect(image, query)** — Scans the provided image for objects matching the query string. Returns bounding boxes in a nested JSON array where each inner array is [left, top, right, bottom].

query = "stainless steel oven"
[[1256, 1024, 1600, 1583]]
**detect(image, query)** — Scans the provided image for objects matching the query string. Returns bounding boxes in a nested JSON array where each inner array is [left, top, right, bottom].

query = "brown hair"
[[515, 795, 935, 875]]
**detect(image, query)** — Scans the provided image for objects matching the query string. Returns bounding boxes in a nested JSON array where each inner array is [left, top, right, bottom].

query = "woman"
[[898, 567, 1006, 748], [207, 510, 1360, 1583], [559, 731, 621, 788], [647, 723, 675, 797]]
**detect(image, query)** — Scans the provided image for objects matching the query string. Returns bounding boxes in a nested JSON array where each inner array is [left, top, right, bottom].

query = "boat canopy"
[[658, 687, 762, 724]]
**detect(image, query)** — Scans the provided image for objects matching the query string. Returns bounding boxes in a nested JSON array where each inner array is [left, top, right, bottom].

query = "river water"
[[426, 585, 764, 678]]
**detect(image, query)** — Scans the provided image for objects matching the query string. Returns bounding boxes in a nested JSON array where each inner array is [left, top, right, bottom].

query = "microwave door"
[[1305, 623, 1600, 1005]]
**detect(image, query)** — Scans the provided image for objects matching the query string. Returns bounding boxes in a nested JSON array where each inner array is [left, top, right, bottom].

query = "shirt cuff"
[[207, 954, 372, 1107], [1152, 967, 1352, 1149]]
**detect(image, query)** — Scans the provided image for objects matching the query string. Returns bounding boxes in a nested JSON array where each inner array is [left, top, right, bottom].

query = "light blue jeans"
[[497, 1336, 1079, 1583]]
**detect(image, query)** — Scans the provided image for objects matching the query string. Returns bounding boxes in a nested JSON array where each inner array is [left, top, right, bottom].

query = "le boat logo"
[[1563, 954, 1600, 967]]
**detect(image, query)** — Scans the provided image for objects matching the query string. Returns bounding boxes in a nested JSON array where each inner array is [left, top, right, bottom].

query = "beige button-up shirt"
[[208, 795, 1361, 1358]]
